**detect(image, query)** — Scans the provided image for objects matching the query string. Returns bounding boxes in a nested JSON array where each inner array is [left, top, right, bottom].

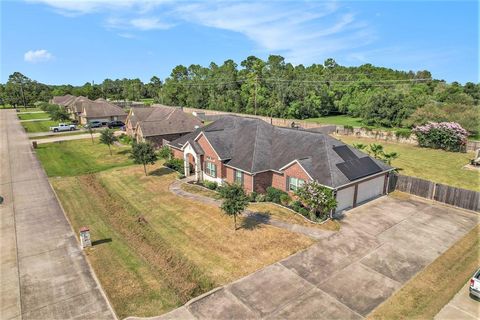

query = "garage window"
[[287, 176, 305, 192]]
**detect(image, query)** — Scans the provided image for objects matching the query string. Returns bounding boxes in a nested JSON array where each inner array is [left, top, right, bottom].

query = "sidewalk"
[[435, 280, 480, 320]]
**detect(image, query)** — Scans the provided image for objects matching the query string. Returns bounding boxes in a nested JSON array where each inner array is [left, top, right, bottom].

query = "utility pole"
[[254, 76, 258, 115]]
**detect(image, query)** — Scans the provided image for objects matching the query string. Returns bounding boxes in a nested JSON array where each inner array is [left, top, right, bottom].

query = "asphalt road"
[[0, 109, 115, 319]]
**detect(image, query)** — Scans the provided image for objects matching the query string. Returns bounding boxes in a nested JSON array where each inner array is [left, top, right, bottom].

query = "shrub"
[[280, 194, 291, 206], [248, 191, 258, 202], [255, 194, 266, 202], [203, 181, 218, 190], [395, 128, 412, 139], [290, 200, 303, 212], [298, 207, 309, 218], [165, 158, 184, 173], [265, 187, 288, 204], [413, 122, 468, 152], [118, 133, 133, 145], [158, 146, 173, 160], [177, 173, 186, 179]]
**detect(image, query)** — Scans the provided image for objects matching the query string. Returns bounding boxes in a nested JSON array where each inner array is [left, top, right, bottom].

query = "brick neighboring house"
[[126, 105, 203, 148], [168, 116, 394, 213]]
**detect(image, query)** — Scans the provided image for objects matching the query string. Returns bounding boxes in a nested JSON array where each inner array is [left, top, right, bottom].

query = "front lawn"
[[50, 165, 313, 318], [368, 224, 479, 319], [36, 139, 133, 176], [21, 120, 58, 133], [180, 183, 222, 199], [18, 112, 50, 120], [337, 136, 480, 192]]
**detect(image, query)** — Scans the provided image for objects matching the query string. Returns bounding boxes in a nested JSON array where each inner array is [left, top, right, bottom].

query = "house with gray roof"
[[168, 116, 394, 212], [79, 99, 127, 125], [125, 105, 203, 148]]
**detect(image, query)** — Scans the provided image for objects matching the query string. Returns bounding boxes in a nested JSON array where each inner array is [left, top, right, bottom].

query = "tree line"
[[1, 55, 479, 134]]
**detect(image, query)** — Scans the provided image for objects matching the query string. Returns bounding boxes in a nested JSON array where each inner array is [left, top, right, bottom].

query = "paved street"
[[435, 280, 480, 320], [0, 110, 115, 319], [138, 195, 478, 320]]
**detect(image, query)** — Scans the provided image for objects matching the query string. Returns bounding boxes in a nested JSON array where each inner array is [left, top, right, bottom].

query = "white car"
[[49, 123, 76, 132], [469, 268, 480, 299]]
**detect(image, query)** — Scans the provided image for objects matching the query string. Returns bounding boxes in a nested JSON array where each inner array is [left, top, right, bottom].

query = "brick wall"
[[225, 167, 254, 193], [197, 134, 225, 179], [171, 147, 183, 160], [272, 162, 311, 194], [253, 171, 273, 193], [145, 133, 185, 148]]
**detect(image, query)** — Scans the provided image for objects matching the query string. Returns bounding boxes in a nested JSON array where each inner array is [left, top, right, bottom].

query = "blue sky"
[[1, 0, 478, 85]]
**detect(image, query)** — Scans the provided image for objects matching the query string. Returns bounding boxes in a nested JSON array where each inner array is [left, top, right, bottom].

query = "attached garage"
[[356, 175, 385, 204], [336, 186, 355, 212]]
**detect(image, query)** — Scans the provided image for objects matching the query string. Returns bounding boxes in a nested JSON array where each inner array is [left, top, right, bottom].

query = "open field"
[[305, 115, 364, 127], [368, 225, 479, 320], [21, 119, 58, 133], [51, 165, 313, 318], [337, 136, 480, 191], [18, 111, 50, 120], [36, 139, 133, 176]]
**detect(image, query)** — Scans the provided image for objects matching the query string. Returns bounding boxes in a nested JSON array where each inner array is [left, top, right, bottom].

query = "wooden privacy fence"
[[390, 174, 480, 212]]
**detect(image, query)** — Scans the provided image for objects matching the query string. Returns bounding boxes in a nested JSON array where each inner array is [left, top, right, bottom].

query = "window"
[[287, 176, 305, 192], [205, 161, 217, 177], [234, 170, 243, 185]]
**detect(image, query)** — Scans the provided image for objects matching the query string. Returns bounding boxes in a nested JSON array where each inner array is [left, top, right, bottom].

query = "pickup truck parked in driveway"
[[469, 268, 480, 298], [49, 123, 76, 132]]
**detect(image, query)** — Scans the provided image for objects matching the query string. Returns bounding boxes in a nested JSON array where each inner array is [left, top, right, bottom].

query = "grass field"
[[36, 139, 133, 176], [248, 203, 341, 231], [51, 165, 313, 318], [337, 136, 480, 191], [368, 224, 479, 319], [18, 112, 50, 120], [305, 115, 364, 127], [21, 120, 58, 133]]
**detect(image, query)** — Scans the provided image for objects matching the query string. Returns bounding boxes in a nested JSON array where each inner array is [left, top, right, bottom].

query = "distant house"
[[126, 105, 202, 148], [50, 94, 75, 106], [168, 116, 394, 213], [79, 99, 128, 125]]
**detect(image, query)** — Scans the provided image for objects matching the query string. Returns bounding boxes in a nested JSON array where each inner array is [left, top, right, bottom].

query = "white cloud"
[[27, 0, 376, 63], [24, 49, 53, 63]]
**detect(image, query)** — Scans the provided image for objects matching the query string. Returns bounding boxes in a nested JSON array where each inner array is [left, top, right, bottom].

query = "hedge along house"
[[168, 116, 395, 213], [126, 105, 203, 148]]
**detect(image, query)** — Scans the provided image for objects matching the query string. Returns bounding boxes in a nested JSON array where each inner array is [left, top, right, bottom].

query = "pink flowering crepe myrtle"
[[413, 121, 468, 144]]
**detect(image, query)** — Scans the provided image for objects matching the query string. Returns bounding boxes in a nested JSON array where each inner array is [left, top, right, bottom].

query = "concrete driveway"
[[0, 110, 114, 319], [145, 195, 478, 320], [435, 280, 480, 320]]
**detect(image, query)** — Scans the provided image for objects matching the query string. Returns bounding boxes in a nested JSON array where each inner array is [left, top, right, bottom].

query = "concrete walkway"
[[140, 189, 477, 320], [0, 110, 115, 320], [169, 179, 331, 240], [19, 118, 51, 122], [435, 280, 480, 320]]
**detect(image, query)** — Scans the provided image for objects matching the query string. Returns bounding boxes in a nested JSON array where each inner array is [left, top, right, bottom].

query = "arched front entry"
[[183, 143, 201, 181]]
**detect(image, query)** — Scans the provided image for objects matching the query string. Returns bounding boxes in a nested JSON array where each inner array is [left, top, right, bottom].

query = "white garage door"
[[356, 175, 385, 204], [336, 186, 355, 212]]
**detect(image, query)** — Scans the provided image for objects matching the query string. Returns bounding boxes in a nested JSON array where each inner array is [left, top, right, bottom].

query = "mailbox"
[[79, 226, 92, 248]]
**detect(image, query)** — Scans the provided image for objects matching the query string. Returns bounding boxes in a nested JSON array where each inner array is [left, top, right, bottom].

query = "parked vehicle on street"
[[469, 268, 480, 298], [49, 123, 76, 132], [107, 120, 125, 129], [84, 121, 102, 129]]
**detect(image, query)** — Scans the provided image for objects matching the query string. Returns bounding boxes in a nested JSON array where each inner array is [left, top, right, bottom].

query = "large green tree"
[[218, 183, 249, 231], [130, 142, 158, 175]]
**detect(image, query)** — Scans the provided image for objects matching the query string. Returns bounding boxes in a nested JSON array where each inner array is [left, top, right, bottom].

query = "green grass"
[[0, 104, 14, 109], [29, 130, 90, 139], [18, 112, 50, 120], [368, 225, 479, 320], [21, 120, 59, 133], [50, 165, 313, 318], [36, 139, 133, 176], [338, 136, 480, 191], [305, 115, 364, 127]]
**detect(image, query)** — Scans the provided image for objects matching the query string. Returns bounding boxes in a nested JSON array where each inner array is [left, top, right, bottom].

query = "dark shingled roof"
[[131, 106, 202, 137], [168, 116, 392, 188]]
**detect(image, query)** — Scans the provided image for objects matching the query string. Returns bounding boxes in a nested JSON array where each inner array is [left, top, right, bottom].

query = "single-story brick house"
[[168, 116, 394, 213], [126, 105, 203, 148], [78, 99, 128, 125]]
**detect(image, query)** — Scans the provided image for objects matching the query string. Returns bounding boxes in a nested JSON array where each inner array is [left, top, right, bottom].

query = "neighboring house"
[[126, 105, 203, 147], [50, 94, 75, 106], [65, 96, 91, 121], [79, 100, 128, 125], [168, 116, 394, 213]]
